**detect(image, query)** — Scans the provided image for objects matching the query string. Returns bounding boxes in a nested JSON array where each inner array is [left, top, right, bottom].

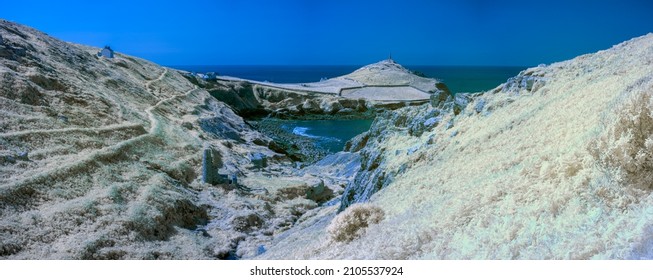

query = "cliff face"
[[260, 34, 653, 259], [0, 20, 337, 259]]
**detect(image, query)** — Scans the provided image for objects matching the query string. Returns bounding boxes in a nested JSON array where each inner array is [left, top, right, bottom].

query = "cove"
[[279, 119, 374, 153]]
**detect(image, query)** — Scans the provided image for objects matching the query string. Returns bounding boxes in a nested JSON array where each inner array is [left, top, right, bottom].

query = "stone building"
[[97, 46, 114, 58]]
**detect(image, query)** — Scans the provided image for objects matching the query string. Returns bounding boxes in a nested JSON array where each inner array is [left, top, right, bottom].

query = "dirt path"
[[145, 67, 168, 96], [1, 71, 200, 198]]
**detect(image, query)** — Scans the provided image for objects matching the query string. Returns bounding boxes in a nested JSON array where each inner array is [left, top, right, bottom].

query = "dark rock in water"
[[195, 228, 211, 237], [202, 146, 225, 185], [57, 115, 69, 123], [249, 152, 268, 169], [198, 117, 242, 141]]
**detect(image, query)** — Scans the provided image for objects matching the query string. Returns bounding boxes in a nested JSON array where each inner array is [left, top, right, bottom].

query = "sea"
[[172, 65, 526, 153]]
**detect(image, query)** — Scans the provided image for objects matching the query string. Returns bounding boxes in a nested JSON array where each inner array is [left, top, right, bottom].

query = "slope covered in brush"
[[0, 19, 304, 259], [260, 34, 653, 259]]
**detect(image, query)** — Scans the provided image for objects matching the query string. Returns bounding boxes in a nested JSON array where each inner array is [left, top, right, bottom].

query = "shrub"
[[589, 77, 653, 189], [327, 203, 384, 242]]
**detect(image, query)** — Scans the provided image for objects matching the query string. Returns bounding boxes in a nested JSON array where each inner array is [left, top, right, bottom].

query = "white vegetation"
[[0, 20, 331, 259], [259, 34, 653, 259], [4, 19, 653, 260], [327, 203, 384, 243]]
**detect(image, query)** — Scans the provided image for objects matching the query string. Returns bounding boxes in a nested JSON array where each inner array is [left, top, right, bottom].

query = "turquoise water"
[[172, 65, 526, 94], [280, 119, 374, 153]]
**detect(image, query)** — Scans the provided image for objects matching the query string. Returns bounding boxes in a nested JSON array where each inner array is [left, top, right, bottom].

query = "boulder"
[[423, 116, 442, 130], [502, 73, 546, 93], [305, 179, 334, 204], [249, 152, 268, 169], [453, 93, 471, 115], [474, 98, 486, 113], [202, 146, 225, 185], [429, 89, 452, 108]]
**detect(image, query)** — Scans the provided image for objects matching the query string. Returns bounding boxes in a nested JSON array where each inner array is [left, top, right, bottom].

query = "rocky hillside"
[[259, 34, 653, 259], [5, 19, 653, 260], [0, 20, 341, 259]]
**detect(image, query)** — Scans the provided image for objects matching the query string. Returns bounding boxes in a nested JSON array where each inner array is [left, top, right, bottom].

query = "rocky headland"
[[186, 59, 449, 119]]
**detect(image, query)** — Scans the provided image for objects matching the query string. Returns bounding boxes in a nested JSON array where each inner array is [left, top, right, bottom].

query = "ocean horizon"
[[171, 65, 528, 94]]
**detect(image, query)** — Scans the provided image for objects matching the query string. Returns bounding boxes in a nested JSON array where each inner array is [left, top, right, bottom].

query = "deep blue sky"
[[2, 0, 652, 66]]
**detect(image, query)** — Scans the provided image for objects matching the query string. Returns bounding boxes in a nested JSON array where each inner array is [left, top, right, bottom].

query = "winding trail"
[[145, 86, 199, 135], [145, 67, 168, 96], [0, 123, 142, 138], [1, 69, 202, 203]]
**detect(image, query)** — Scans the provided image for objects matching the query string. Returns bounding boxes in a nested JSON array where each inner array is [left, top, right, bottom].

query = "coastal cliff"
[[260, 33, 653, 259]]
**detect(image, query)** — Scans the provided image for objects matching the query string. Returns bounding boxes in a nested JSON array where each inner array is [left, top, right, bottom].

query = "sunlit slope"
[[262, 33, 653, 259]]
